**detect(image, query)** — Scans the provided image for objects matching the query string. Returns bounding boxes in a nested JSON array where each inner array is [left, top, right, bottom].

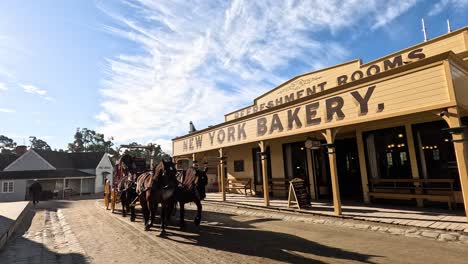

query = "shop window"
[[364, 126, 412, 179], [412, 121, 459, 188], [234, 160, 244, 172], [2, 181, 14, 193]]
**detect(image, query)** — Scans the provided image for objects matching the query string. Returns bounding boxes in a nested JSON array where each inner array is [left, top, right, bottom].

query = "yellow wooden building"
[[172, 27, 468, 220]]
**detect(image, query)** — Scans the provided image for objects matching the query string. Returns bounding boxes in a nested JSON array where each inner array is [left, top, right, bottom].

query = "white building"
[[0, 147, 113, 202]]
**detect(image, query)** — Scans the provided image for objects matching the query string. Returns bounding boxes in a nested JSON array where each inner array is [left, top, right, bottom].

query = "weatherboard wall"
[[173, 62, 451, 156]]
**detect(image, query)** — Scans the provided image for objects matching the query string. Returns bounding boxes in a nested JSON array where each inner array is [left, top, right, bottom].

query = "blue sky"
[[0, 0, 467, 153]]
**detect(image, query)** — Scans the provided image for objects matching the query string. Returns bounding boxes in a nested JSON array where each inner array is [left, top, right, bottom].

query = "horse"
[[136, 158, 178, 234], [118, 174, 138, 222], [170, 166, 208, 229]]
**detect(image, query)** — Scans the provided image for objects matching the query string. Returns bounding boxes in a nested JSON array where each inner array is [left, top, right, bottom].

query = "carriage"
[[103, 145, 208, 234], [104, 144, 157, 213]]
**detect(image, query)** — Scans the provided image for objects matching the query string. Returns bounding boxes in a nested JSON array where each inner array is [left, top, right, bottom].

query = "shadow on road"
[[158, 208, 381, 264], [0, 204, 89, 264]]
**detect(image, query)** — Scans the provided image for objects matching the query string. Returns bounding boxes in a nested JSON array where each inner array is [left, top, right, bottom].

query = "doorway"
[[252, 146, 272, 194], [310, 145, 331, 200], [335, 138, 362, 201], [283, 142, 311, 196]]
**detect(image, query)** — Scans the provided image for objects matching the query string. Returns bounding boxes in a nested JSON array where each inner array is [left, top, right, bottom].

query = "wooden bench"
[[269, 178, 289, 193], [226, 179, 252, 196], [368, 178, 455, 210], [253, 179, 290, 197]]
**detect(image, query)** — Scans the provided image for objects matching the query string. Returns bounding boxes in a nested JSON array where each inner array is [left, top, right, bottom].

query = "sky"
[[0, 0, 467, 154]]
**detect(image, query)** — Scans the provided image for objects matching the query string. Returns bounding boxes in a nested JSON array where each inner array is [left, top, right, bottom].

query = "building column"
[[322, 128, 342, 215], [442, 107, 468, 221], [219, 148, 226, 202], [259, 140, 270, 206], [356, 129, 370, 203], [80, 178, 83, 196], [405, 123, 424, 207], [306, 148, 316, 200]]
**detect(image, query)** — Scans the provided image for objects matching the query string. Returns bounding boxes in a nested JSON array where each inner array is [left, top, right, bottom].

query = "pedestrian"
[[29, 179, 42, 205], [104, 177, 111, 210]]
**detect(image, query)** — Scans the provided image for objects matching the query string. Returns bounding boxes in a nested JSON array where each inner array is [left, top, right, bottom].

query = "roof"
[[0, 169, 95, 180], [34, 150, 105, 169], [0, 153, 19, 170]]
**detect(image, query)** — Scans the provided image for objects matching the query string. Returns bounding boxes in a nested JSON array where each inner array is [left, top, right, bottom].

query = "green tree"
[[68, 128, 85, 152], [118, 143, 168, 166], [68, 128, 115, 154], [29, 136, 52, 151], [0, 135, 16, 153]]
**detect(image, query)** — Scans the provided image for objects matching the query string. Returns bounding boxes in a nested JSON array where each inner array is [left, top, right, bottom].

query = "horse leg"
[[130, 193, 136, 222], [121, 192, 127, 217], [139, 194, 150, 230], [145, 192, 152, 230], [194, 198, 202, 226], [159, 203, 166, 236], [179, 202, 185, 229], [149, 200, 157, 227]]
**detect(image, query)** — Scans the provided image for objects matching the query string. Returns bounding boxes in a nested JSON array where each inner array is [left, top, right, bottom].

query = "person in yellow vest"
[[104, 177, 111, 210]]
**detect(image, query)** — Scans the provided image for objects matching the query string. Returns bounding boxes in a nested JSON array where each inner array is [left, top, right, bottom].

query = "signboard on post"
[[287, 178, 311, 209]]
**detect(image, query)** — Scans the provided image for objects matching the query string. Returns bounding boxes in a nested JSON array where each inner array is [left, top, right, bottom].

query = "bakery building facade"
[[172, 27, 468, 220]]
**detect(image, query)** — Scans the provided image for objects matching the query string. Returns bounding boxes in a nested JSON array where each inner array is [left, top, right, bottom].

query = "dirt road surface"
[[1, 199, 467, 264]]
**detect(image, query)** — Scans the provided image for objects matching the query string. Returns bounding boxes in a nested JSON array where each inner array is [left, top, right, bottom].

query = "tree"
[[68, 128, 84, 152], [68, 128, 115, 154], [0, 135, 16, 153], [118, 142, 168, 166], [29, 136, 51, 151]]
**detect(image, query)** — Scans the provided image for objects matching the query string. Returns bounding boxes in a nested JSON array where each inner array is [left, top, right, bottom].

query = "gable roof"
[[1, 149, 107, 172], [34, 150, 105, 169], [3, 150, 56, 171]]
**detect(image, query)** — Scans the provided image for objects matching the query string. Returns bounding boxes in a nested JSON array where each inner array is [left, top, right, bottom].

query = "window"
[[234, 160, 244, 172], [363, 126, 412, 179], [2, 181, 14, 193], [412, 121, 460, 190]]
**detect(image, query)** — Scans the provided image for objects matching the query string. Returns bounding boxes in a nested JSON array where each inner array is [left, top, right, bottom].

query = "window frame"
[[1, 181, 14, 193]]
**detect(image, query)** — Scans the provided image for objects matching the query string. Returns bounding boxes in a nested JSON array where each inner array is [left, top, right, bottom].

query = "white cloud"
[[22, 84, 47, 95], [372, 0, 418, 29], [0, 108, 15, 113], [20, 84, 55, 101], [96, 0, 417, 150], [0, 82, 7, 91], [429, 0, 468, 16]]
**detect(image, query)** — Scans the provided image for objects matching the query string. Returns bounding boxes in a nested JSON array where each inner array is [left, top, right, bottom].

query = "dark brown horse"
[[136, 158, 178, 233], [118, 174, 138, 221], [170, 166, 208, 228]]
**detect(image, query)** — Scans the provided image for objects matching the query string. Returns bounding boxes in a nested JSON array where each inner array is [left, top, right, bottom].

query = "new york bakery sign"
[[230, 48, 425, 120], [174, 48, 427, 155]]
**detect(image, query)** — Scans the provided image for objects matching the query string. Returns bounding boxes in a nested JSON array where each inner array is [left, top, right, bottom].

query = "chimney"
[[15, 145, 27, 156], [189, 121, 197, 133]]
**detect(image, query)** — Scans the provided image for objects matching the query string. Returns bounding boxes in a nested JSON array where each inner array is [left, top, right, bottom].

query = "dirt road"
[[1, 199, 467, 263]]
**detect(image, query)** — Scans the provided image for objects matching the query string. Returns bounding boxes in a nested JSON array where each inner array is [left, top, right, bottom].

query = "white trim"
[[1, 181, 14, 193], [4, 149, 56, 171]]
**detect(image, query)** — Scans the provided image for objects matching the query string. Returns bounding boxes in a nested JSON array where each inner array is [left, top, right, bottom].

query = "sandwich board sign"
[[287, 178, 311, 209]]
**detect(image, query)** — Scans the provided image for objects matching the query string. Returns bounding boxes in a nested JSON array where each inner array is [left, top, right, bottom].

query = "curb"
[[0, 201, 32, 251]]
